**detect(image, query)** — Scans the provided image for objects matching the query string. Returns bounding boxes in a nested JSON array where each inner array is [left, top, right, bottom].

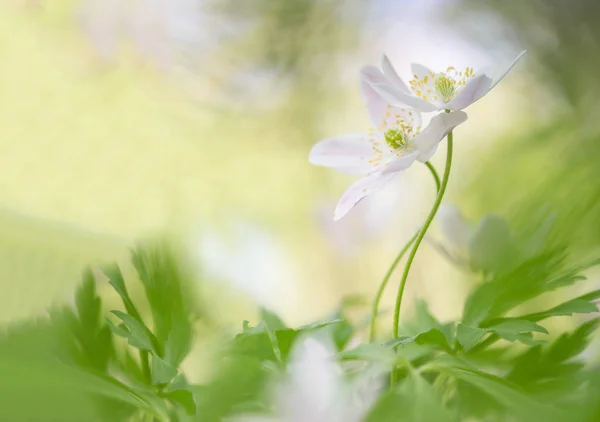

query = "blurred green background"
[[0, 0, 598, 338]]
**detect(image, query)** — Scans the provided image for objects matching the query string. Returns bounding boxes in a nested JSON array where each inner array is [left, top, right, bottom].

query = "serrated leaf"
[[449, 367, 561, 420], [518, 292, 600, 322], [152, 355, 178, 385], [457, 323, 487, 352], [164, 316, 193, 368], [103, 265, 140, 319], [366, 371, 455, 422], [111, 311, 157, 353], [487, 319, 548, 342]]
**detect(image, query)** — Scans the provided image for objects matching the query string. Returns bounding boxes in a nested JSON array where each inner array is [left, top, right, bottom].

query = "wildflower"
[[229, 336, 382, 422], [309, 77, 467, 220], [363, 51, 526, 112]]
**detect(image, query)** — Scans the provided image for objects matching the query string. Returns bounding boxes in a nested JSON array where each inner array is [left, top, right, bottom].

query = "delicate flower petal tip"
[[438, 204, 473, 252], [361, 66, 438, 112], [489, 50, 527, 89], [334, 172, 399, 221], [309, 134, 374, 175], [360, 71, 389, 128], [382, 55, 410, 93], [446, 74, 493, 111], [412, 111, 468, 162]]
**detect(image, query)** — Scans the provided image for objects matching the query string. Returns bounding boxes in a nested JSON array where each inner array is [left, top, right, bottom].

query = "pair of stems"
[[368, 129, 454, 343]]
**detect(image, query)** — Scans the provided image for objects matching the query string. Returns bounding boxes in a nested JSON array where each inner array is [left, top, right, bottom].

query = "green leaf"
[[468, 214, 517, 274], [339, 343, 397, 365], [431, 357, 562, 420], [111, 310, 157, 353], [131, 246, 195, 367], [103, 265, 141, 319], [400, 328, 453, 352], [487, 319, 548, 342], [297, 318, 344, 330], [163, 389, 196, 415], [456, 323, 487, 352], [106, 319, 130, 338], [152, 355, 179, 385], [462, 250, 586, 326], [366, 371, 455, 422], [233, 325, 277, 363], [260, 307, 287, 331], [517, 292, 600, 322]]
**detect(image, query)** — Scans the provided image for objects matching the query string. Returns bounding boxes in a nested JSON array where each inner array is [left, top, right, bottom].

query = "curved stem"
[[368, 161, 442, 342], [425, 161, 441, 192], [393, 130, 454, 339]]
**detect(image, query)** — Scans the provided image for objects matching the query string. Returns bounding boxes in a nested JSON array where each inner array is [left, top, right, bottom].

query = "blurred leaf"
[[110, 310, 158, 354], [508, 320, 599, 391], [103, 264, 141, 319], [132, 246, 194, 367], [152, 355, 178, 385], [517, 290, 600, 322], [456, 323, 487, 352], [106, 319, 130, 338], [462, 250, 590, 326], [195, 356, 266, 422], [398, 328, 453, 353], [339, 343, 397, 365], [163, 389, 196, 415], [366, 371, 455, 422], [486, 319, 548, 342], [432, 355, 561, 420], [469, 214, 518, 274], [260, 307, 287, 331]]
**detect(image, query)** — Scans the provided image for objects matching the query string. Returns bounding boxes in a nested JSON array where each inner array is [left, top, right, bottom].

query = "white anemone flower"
[[363, 50, 526, 112], [309, 78, 467, 220], [230, 336, 383, 422]]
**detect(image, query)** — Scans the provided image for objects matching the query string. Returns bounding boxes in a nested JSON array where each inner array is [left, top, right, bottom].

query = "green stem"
[[368, 162, 441, 342], [392, 130, 454, 340]]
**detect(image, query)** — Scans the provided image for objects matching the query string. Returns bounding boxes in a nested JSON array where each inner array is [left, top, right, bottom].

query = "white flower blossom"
[[230, 336, 383, 422], [309, 77, 467, 220], [363, 51, 526, 112]]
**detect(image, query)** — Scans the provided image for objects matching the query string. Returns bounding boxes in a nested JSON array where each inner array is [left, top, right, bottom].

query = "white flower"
[[362, 51, 526, 112], [230, 336, 382, 422], [309, 77, 467, 220]]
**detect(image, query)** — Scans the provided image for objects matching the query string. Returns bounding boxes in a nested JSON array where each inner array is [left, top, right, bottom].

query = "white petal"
[[282, 337, 340, 419], [445, 74, 493, 110], [362, 67, 438, 112], [381, 151, 418, 174], [489, 50, 526, 89], [382, 55, 410, 93], [334, 172, 399, 220], [438, 204, 473, 252], [309, 134, 374, 175], [411, 63, 434, 79], [360, 68, 389, 128], [412, 111, 468, 162]]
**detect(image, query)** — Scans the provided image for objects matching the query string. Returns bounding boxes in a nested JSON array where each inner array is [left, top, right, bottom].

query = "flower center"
[[384, 128, 407, 150], [409, 66, 475, 103]]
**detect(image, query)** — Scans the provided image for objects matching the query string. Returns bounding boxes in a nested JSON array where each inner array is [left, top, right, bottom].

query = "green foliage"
[[5, 239, 600, 421]]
